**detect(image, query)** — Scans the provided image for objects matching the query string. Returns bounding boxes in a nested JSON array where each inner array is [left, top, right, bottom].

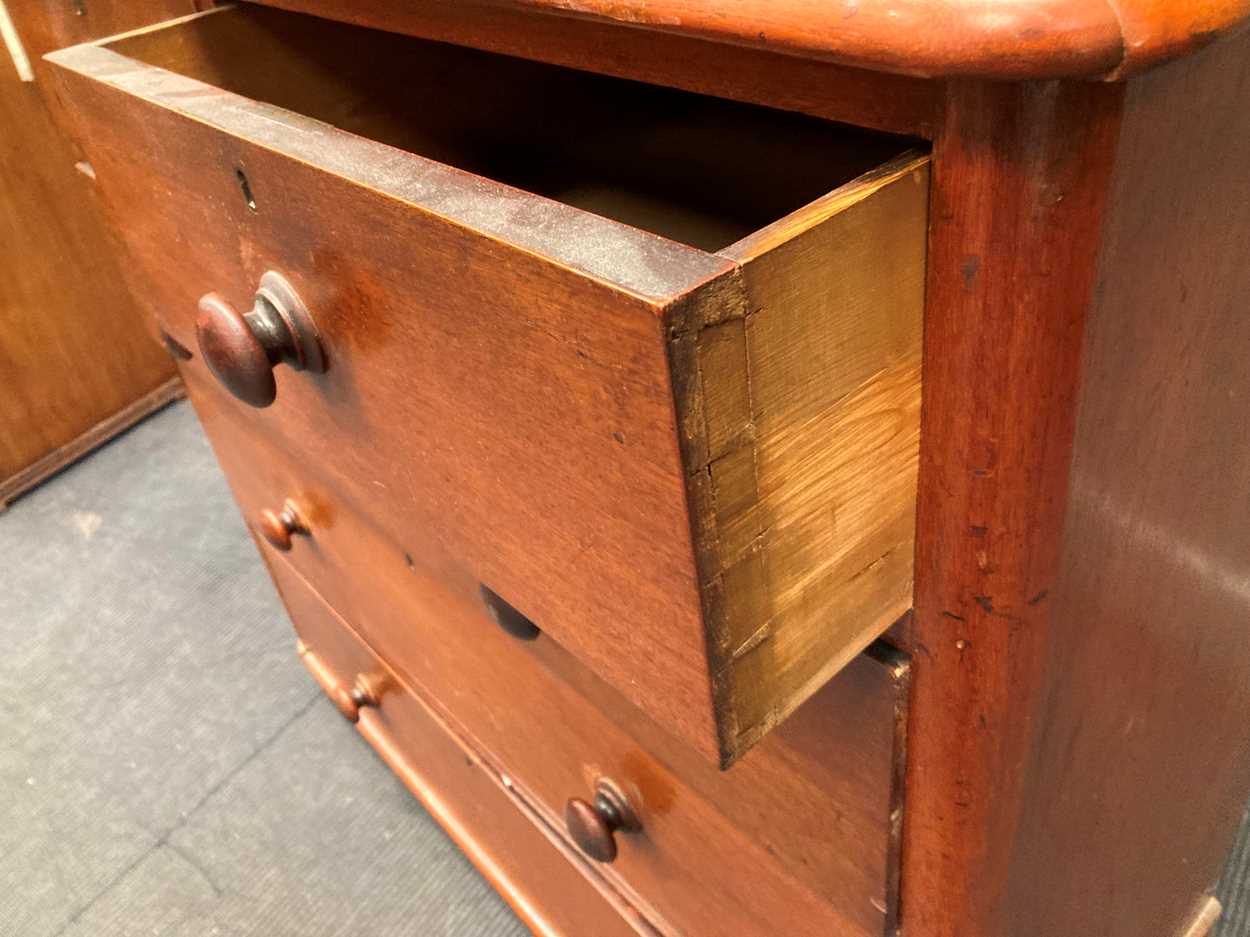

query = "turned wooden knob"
[[336, 673, 384, 722], [296, 641, 362, 722], [195, 270, 324, 407], [564, 780, 639, 863], [257, 499, 308, 551], [329, 685, 362, 723], [157, 326, 192, 361], [349, 673, 383, 709]]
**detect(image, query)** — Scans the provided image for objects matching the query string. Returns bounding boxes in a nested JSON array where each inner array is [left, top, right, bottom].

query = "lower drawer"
[[282, 569, 655, 937], [190, 374, 909, 937]]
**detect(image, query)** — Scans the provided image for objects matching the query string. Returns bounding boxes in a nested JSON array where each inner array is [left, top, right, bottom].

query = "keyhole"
[[235, 167, 257, 212]]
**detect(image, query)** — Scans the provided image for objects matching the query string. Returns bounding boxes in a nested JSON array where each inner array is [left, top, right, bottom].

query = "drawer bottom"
[[279, 557, 657, 937]]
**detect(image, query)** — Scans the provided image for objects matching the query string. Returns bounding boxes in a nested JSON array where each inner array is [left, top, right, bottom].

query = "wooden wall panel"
[[0, 2, 186, 504]]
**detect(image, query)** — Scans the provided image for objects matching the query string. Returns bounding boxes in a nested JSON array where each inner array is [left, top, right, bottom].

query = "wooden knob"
[[257, 499, 308, 551], [157, 326, 192, 361], [564, 780, 639, 863], [296, 641, 360, 722], [195, 270, 324, 407], [349, 673, 383, 709]]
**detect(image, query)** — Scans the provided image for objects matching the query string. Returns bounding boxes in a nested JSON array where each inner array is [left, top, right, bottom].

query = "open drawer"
[[45, 3, 927, 765]]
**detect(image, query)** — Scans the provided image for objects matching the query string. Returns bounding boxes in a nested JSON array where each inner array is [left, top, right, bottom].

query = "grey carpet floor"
[[1, 399, 1247, 937], [0, 401, 527, 937]]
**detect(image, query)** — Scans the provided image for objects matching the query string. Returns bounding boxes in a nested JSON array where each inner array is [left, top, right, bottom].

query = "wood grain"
[[993, 32, 1250, 937], [187, 373, 908, 937], [283, 571, 658, 937], [0, 376, 182, 507], [250, 0, 1250, 79], [5, 0, 198, 62], [899, 78, 1126, 937], [0, 2, 178, 503], [899, 36, 1250, 937], [45, 4, 923, 764], [47, 15, 728, 761], [255, 0, 939, 137], [679, 153, 927, 757]]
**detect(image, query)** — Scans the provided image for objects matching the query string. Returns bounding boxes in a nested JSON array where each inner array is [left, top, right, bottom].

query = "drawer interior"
[[107, 4, 909, 251], [48, 4, 927, 766]]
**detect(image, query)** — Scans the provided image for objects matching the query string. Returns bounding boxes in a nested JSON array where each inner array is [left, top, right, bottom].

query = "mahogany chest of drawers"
[[42, 2, 1250, 935]]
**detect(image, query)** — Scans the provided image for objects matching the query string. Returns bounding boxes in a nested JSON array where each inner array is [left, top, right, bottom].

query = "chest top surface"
[[255, 0, 1250, 80]]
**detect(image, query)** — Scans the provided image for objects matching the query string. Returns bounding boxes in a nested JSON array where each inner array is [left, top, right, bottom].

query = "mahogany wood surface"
[[682, 154, 927, 756], [256, 0, 939, 138], [44, 4, 925, 765], [281, 570, 657, 937], [0, 2, 181, 504], [0, 377, 182, 508], [900, 33, 1250, 937], [6, 0, 200, 62], [40, 3, 1250, 936], [994, 33, 1250, 937], [899, 78, 1127, 937], [252, 0, 1250, 79], [44, 13, 724, 762], [189, 373, 907, 937]]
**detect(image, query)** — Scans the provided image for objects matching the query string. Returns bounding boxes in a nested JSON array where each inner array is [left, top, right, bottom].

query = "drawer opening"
[[47, 5, 928, 767], [104, 4, 912, 252]]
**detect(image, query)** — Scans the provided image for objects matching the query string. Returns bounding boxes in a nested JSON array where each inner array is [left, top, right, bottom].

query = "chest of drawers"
[[42, 3, 1250, 935]]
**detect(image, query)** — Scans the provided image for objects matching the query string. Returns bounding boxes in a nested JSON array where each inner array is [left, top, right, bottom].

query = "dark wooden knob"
[[564, 780, 639, 863], [257, 499, 308, 551], [349, 673, 384, 709], [195, 270, 324, 408], [329, 685, 362, 723], [296, 641, 360, 722]]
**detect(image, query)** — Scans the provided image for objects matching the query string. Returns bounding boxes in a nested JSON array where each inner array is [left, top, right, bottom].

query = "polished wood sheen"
[[295, 640, 362, 722], [284, 575, 658, 937], [993, 32, 1250, 937], [6, 0, 200, 61], [259, 0, 939, 138], [195, 270, 325, 408], [44, 4, 927, 765], [899, 78, 1126, 937], [254, 0, 1250, 79], [899, 33, 1250, 937], [0, 2, 183, 506], [1181, 899, 1224, 937], [44, 3, 1250, 937], [188, 379, 909, 937], [257, 499, 307, 552], [564, 781, 640, 864]]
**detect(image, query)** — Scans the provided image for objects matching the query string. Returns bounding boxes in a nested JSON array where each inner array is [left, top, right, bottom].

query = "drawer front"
[[280, 566, 657, 937], [46, 4, 926, 764], [188, 382, 908, 937]]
